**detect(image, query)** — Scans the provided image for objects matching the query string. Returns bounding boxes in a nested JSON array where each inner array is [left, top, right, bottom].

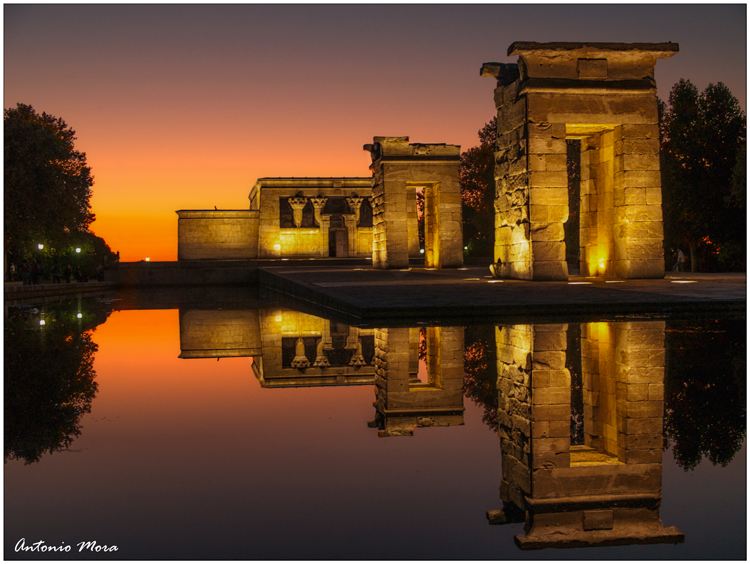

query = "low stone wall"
[[5, 281, 119, 303], [177, 210, 259, 260], [106, 260, 259, 287]]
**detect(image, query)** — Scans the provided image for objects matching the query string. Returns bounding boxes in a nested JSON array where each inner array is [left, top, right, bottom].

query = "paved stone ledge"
[[5, 281, 119, 302], [258, 267, 746, 326]]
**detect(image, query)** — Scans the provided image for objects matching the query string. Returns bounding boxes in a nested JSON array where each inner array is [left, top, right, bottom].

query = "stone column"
[[311, 197, 328, 257], [290, 337, 310, 369], [288, 197, 308, 228], [346, 196, 363, 225]]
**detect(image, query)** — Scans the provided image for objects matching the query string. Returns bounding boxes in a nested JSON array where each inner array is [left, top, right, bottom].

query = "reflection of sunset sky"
[[4, 5, 746, 260], [4, 308, 746, 558]]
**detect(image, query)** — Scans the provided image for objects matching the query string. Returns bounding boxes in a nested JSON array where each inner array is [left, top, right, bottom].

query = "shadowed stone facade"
[[492, 321, 683, 549], [483, 42, 678, 280], [364, 137, 463, 269]]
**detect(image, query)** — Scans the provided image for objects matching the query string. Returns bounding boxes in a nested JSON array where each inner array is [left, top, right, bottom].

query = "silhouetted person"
[[30, 260, 40, 285], [74, 267, 84, 283], [64, 264, 72, 283], [96, 264, 105, 282], [51, 262, 61, 284], [20, 262, 31, 285]]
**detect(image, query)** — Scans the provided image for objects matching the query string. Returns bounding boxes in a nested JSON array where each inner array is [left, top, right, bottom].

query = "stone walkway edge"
[[257, 267, 746, 326]]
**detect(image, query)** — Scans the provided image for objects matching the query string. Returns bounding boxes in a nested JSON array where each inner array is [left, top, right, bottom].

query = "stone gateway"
[[483, 42, 678, 280]]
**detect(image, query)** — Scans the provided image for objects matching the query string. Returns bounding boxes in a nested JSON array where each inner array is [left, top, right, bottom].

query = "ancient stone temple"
[[491, 321, 683, 549], [364, 137, 463, 269], [482, 42, 678, 280], [177, 177, 373, 260]]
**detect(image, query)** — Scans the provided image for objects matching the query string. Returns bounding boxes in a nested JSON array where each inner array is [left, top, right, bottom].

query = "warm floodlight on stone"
[[483, 42, 678, 281], [364, 137, 463, 270]]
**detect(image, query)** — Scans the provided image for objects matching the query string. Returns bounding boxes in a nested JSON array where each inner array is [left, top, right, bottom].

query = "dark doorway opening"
[[329, 229, 348, 257], [565, 139, 581, 275]]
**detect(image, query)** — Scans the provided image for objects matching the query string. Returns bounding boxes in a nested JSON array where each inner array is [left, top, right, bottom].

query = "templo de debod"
[[177, 41, 678, 280]]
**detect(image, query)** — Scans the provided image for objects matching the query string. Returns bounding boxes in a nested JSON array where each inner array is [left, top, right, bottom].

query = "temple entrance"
[[329, 228, 348, 257], [565, 140, 581, 275]]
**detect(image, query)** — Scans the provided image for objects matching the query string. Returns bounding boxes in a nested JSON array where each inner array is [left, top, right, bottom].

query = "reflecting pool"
[[4, 293, 746, 560]]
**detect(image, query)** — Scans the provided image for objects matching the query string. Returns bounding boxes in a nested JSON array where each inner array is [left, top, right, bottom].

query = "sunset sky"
[[4, 4, 746, 261]]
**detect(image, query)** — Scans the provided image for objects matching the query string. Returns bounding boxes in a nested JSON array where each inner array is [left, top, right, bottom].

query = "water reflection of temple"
[[179, 308, 376, 387], [178, 310, 466, 433], [369, 327, 465, 437], [491, 321, 684, 549]]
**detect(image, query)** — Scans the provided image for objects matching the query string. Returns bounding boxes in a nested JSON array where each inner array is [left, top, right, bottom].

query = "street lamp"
[[75, 248, 81, 253], [37, 244, 44, 250]]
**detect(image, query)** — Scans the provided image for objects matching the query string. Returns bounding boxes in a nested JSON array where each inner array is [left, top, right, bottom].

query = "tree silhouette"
[[5, 303, 104, 464], [663, 319, 746, 471], [462, 325, 498, 432], [5, 103, 96, 264], [460, 118, 496, 257], [660, 80, 746, 271]]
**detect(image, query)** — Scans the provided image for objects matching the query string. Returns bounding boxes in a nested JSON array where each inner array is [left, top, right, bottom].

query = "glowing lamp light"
[[75, 248, 81, 253], [420, 249, 425, 254], [39, 320, 45, 326], [77, 313, 83, 319], [37, 244, 44, 250]]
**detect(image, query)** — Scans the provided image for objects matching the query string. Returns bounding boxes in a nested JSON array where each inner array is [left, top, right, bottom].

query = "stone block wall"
[[373, 326, 464, 437], [366, 137, 462, 269], [484, 42, 676, 280], [496, 324, 534, 508], [613, 321, 665, 465], [179, 309, 261, 358], [177, 210, 259, 260], [255, 309, 375, 387], [496, 319, 679, 549], [251, 177, 373, 259]]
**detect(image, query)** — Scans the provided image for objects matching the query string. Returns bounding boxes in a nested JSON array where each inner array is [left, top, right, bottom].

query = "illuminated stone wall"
[[251, 177, 373, 259], [176, 210, 259, 260], [495, 321, 681, 550], [496, 324, 570, 508], [372, 326, 464, 436], [483, 42, 677, 280], [255, 308, 376, 387], [179, 309, 262, 358], [365, 137, 463, 269]]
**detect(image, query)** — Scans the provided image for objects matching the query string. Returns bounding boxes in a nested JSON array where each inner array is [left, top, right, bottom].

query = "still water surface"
[[4, 294, 746, 560]]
